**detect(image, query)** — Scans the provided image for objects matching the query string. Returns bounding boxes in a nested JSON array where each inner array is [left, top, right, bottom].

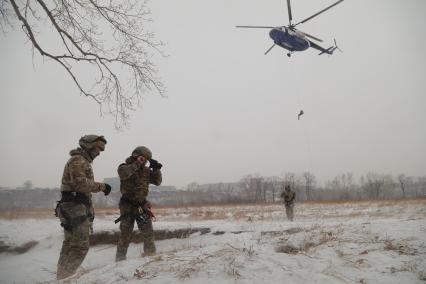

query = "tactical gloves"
[[143, 200, 152, 210], [149, 159, 162, 170], [103, 183, 112, 196]]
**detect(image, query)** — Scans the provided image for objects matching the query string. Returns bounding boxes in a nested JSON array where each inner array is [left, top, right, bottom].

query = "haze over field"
[[1, 0, 425, 189]]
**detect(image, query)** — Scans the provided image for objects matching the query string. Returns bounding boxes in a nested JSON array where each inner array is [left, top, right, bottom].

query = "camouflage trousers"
[[57, 219, 90, 280], [115, 200, 155, 261], [285, 203, 295, 221]]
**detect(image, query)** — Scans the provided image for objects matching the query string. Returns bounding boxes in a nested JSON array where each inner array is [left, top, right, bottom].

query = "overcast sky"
[[0, 0, 425, 189]]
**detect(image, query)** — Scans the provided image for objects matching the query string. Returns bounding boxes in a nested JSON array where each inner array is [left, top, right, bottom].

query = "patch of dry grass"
[[275, 225, 342, 255], [261, 227, 304, 238], [304, 196, 426, 206], [0, 208, 55, 219], [1, 198, 425, 221], [225, 257, 242, 279], [383, 240, 418, 256], [0, 240, 38, 254]]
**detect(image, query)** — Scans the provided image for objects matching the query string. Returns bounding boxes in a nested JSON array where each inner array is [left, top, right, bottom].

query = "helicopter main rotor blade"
[[298, 30, 323, 42], [293, 0, 344, 27], [286, 0, 293, 26], [236, 25, 276, 29], [264, 44, 276, 55]]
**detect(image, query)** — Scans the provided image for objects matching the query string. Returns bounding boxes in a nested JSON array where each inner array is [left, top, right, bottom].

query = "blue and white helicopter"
[[236, 0, 344, 57]]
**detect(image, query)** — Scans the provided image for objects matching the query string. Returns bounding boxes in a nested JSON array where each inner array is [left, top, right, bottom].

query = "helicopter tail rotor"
[[333, 38, 343, 53], [328, 38, 343, 54], [318, 38, 342, 55]]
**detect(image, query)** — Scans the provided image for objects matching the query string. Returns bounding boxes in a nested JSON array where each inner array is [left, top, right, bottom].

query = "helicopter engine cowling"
[[269, 28, 310, 52]]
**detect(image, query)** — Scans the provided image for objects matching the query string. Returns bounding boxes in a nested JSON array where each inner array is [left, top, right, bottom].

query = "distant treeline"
[[232, 172, 426, 204], [1, 173, 425, 209]]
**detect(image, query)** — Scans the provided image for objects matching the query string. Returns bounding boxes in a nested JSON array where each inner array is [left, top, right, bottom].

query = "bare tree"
[[264, 176, 281, 203], [414, 176, 426, 197], [397, 174, 413, 198], [326, 172, 355, 199], [341, 172, 354, 191], [1, 0, 164, 128], [383, 174, 395, 197], [239, 175, 254, 202], [302, 172, 316, 201], [361, 172, 385, 199], [261, 180, 267, 202], [239, 174, 264, 203], [253, 176, 264, 202], [261, 180, 271, 203], [186, 182, 199, 192], [397, 174, 409, 198]]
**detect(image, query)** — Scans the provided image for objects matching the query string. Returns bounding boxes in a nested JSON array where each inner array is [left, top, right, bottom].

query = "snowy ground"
[[0, 199, 425, 283]]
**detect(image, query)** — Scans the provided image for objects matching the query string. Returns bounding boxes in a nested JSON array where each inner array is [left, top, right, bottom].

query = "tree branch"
[[5, 0, 165, 129]]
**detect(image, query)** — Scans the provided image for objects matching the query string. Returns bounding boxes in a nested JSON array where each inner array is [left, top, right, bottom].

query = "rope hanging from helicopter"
[[289, 60, 315, 175]]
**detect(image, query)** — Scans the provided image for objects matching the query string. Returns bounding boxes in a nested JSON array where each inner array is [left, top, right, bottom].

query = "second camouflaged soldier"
[[281, 185, 296, 221], [56, 135, 112, 280], [115, 146, 162, 261]]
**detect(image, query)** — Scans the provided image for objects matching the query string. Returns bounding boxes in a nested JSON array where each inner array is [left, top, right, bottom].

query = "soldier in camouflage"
[[281, 185, 296, 221], [56, 135, 112, 280], [115, 146, 162, 262]]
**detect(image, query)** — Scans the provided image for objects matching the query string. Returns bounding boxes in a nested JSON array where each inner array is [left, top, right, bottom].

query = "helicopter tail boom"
[[318, 38, 342, 55], [318, 46, 335, 55]]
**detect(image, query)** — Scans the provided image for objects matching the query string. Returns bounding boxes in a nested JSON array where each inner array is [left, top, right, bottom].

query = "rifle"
[[114, 207, 155, 224]]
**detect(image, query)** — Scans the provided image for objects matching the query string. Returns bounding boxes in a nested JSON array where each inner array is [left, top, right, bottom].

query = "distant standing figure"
[[281, 185, 296, 221], [56, 135, 112, 280], [298, 110, 304, 120], [115, 146, 162, 262]]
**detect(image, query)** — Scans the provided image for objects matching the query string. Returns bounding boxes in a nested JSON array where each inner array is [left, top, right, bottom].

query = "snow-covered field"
[[0, 199, 425, 283]]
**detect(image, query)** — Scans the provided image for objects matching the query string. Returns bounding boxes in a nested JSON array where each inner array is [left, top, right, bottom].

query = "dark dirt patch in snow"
[[90, 227, 211, 246], [213, 230, 252, 235], [275, 244, 300, 254], [0, 240, 38, 254], [261, 227, 304, 237]]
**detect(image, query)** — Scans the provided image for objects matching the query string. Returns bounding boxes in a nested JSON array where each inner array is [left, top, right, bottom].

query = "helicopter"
[[236, 0, 344, 57]]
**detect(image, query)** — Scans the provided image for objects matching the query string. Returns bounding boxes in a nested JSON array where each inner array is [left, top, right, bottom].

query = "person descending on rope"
[[298, 110, 304, 120]]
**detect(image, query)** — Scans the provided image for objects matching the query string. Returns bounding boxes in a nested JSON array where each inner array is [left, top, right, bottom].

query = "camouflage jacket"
[[281, 190, 296, 205], [60, 148, 105, 200], [118, 156, 162, 202]]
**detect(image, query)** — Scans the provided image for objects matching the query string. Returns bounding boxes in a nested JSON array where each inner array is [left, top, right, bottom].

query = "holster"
[[55, 191, 93, 231]]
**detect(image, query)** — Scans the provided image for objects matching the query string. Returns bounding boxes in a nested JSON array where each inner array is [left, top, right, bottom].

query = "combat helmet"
[[132, 146, 152, 159], [79, 135, 107, 151]]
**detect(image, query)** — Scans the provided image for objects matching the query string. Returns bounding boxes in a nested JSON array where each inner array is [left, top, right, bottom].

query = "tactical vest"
[[120, 166, 152, 201]]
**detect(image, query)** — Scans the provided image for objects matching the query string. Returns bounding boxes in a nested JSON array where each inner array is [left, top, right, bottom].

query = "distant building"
[[0, 188, 60, 210]]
